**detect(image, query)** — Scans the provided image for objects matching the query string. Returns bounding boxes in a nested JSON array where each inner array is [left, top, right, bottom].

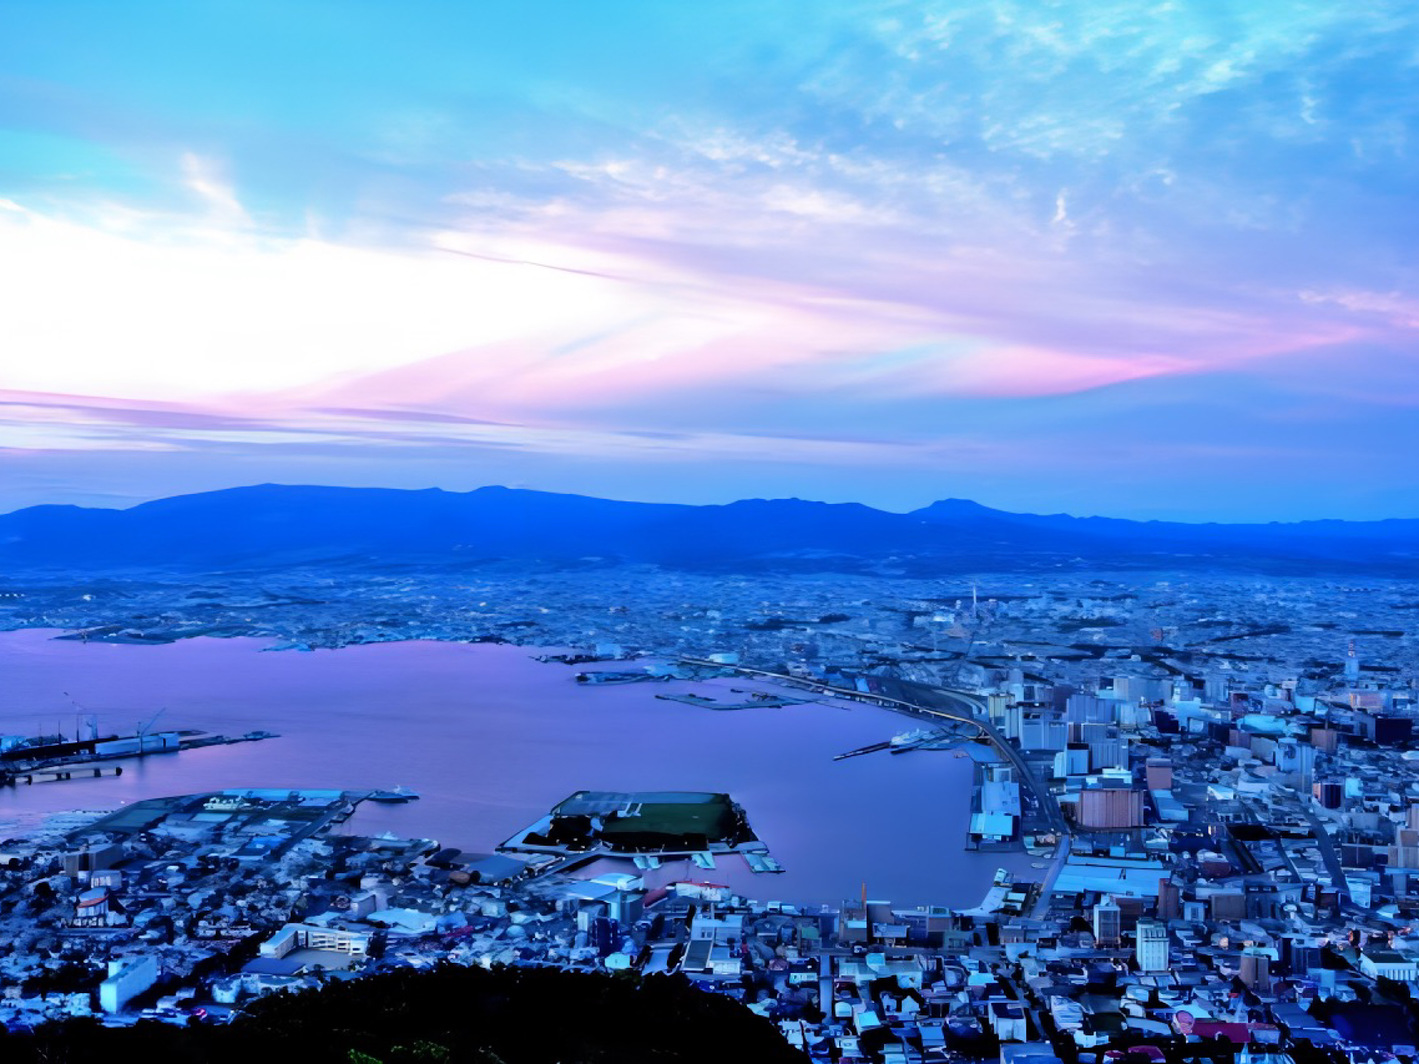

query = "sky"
[[2, 1, 1418, 521]]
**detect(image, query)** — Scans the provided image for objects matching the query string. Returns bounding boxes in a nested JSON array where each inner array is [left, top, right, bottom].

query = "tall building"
[[1093, 898, 1121, 947], [100, 955, 158, 1014], [1156, 878, 1181, 921], [1276, 739, 1316, 790], [1239, 947, 1272, 993], [1209, 891, 1246, 921], [1311, 727, 1339, 754], [1145, 758, 1173, 791], [1389, 828, 1419, 871], [1136, 919, 1169, 972], [1019, 710, 1068, 752], [1312, 780, 1344, 810], [1078, 784, 1145, 829]]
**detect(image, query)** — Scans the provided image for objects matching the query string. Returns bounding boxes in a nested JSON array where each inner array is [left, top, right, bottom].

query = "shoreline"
[[0, 628, 1033, 910]]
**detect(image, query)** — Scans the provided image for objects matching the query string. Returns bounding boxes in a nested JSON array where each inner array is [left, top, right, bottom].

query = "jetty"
[[4, 765, 125, 786]]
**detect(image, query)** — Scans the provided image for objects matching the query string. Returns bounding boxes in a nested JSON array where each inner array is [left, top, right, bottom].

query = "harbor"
[[0, 723, 280, 787], [0, 630, 1035, 908]]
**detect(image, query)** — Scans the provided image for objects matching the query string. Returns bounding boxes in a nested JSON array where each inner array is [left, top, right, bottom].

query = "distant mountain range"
[[2, 484, 1418, 575]]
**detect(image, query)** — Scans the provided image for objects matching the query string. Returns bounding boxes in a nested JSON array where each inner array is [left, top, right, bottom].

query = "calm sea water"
[[0, 630, 1033, 908]]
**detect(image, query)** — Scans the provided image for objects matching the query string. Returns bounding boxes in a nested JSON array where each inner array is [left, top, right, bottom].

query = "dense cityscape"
[[7, 0, 1419, 1059], [0, 567, 1417, 1062]]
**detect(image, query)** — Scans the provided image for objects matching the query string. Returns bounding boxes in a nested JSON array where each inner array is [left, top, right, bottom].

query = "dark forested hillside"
[[3, 965, 806, 1064]]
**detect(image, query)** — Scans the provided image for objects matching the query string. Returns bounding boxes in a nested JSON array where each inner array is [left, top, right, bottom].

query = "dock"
[[655, 693, 802, 711], [0, 730, 279, 788], [833, 740, 893, 761], [4, 765, 125, 786], [179, 730, 278, 752], [743, 851, 785, 874]]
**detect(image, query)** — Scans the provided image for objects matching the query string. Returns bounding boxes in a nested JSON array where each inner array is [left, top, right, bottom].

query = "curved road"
[[678, 658, 1070, 839], [882, 678, 1071, 839]]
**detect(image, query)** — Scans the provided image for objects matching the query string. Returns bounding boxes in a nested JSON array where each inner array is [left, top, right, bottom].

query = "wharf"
[[4, 765, 125, 786], [655, 693, 803, 710], [576, 672, 668, 685], [743, 851, 784, 873], [0, 731, 279, 787], [179, 730, 279, 751], [833, 740, 893, 761]]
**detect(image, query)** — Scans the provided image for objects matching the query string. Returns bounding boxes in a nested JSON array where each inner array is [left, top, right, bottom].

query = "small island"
[[500, 790, 782, 874]]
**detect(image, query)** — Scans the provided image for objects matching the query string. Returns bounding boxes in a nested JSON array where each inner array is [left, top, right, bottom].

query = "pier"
[[3, 765, 124, 786], [677, 657, 1072, 841], [0, 731, 279, 789], [655, 693, 804, 710], [832, 740, 893, 761]]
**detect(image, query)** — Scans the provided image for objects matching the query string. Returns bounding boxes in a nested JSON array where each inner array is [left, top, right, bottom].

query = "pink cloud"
[[931, 346, 1189, 397]]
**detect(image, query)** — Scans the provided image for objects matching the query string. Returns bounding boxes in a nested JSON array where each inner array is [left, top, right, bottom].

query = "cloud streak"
[[2, 1, 1418, 517]]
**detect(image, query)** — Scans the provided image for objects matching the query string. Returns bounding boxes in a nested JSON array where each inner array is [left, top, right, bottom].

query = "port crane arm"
[[136, 708, 166, 753]]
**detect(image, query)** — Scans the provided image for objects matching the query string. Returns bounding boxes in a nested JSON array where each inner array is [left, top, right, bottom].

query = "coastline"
[[0, 628, 1035, 909]]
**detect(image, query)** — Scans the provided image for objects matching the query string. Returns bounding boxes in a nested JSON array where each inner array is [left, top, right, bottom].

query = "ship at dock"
[[888, 727, 964, 754], [367, 786, 421, 803], [0, 712, 279, 787], [1, 713, 181, 766]]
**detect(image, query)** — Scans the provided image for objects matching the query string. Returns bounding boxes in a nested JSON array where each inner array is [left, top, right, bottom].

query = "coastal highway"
[[879, 678, 1071, 840], [677, 658, 1071, 839]]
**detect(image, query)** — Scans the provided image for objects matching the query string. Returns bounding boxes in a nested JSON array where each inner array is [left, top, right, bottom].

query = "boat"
[[368, 787, 420, 803], [741, 850, 786, 874], [890, 727, 959, 754], [890, 728, 935, 747]]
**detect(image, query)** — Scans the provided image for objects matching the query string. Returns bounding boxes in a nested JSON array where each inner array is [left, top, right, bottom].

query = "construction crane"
[[136, 708, 166, 755]]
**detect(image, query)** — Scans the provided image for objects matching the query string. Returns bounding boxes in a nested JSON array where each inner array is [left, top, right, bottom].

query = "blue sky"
[[2, 1, 1418, 519]]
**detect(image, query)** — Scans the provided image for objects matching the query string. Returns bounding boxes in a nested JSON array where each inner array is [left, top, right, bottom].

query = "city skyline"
[[4, 2, 1419, 520]]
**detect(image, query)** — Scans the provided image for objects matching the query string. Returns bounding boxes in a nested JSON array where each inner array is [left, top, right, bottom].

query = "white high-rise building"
[[1136, 918, 1169, 972], [99, 955, 158, 1014]]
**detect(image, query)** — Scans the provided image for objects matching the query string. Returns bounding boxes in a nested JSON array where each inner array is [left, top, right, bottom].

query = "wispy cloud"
[[3, 0, 1419, 516]]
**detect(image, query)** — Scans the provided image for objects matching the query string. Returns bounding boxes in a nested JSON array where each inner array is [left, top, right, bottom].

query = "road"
[[882, 678, 1071, 839], [1301, 805, 1357, 914]]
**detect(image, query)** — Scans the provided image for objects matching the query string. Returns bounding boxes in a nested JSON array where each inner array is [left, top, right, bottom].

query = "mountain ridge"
[[2, 483, 1417, 575]]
